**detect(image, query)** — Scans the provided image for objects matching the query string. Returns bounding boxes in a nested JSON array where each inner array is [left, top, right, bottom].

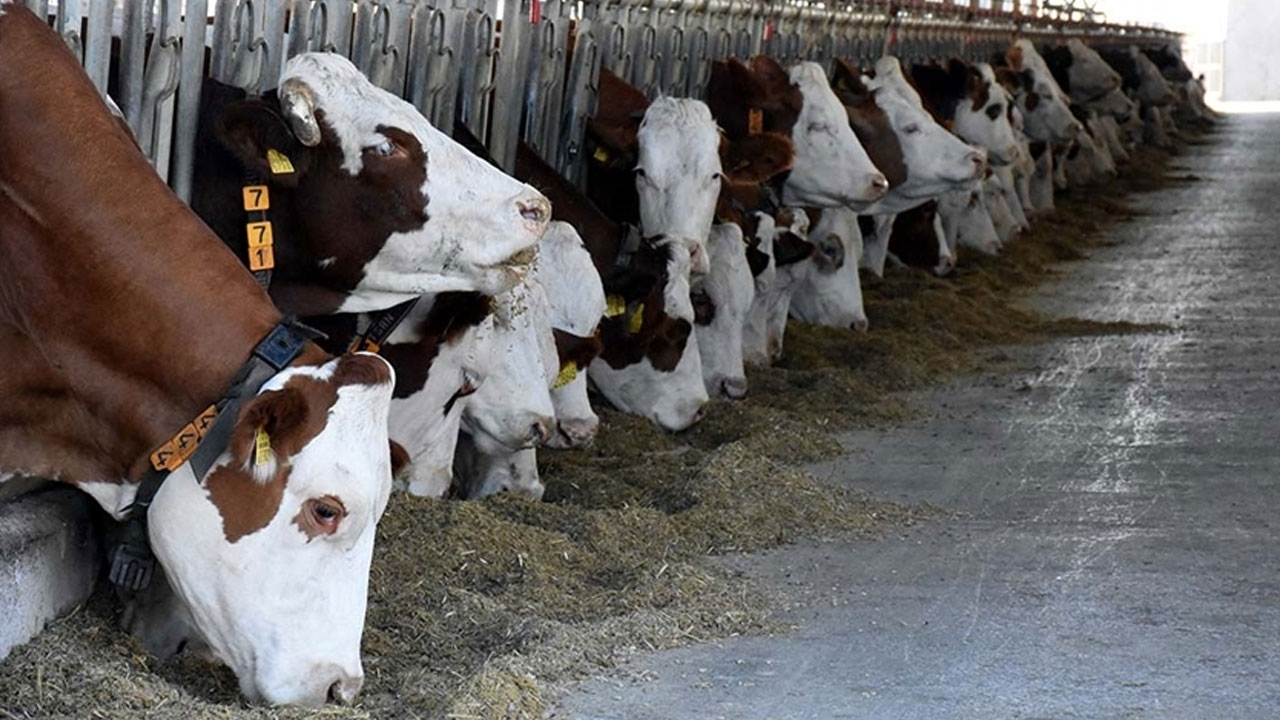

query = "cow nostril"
[[518, 196, 551, 224], [871, 174, 889, 191], [328, 676, 362, 706], [851, 318, 869, 333], [720, 377, 749, 400]]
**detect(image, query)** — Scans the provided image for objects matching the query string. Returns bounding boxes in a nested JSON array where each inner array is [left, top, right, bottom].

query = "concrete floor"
[[552, 115, 1280, 720]]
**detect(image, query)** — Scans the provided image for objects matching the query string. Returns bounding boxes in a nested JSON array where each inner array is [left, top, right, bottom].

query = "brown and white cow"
[[191, 55, 551, 317], [0, 4, 395, 705]]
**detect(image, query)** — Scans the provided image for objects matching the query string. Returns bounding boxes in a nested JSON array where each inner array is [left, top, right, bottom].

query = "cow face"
[[461, 278, 557, 454], [1129, 46, 1179, 107], [1064, 121, 1117, 186], [783, 62, 888, 209], [220, 54, 550, 311], [147, 353, 395, 706], [634, 98, 722, 276], [1088, 86, 1138, 123], [938, 186, 1000, 256], [983, 173, 1021, 247], [1065, 39, 1124, 102], [789, 207, 868, 332], [694, 223, 754, 399], [453, 441, 543, 501], [952, 63, 1023, 167], [861, 59, 987, 213], [536, 223, 606, 448], [590, 238, 708, 431], [1004, 41, 1082, 143]]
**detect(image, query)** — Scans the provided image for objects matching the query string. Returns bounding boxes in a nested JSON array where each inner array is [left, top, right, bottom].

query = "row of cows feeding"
[[0, 0, 1209, 708]]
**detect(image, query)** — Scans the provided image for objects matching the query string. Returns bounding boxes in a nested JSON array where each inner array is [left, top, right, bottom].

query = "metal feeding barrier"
[[26, 0, 1179, 200]]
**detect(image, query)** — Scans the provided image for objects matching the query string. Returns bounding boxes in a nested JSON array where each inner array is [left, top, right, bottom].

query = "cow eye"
[[634, 167, 647, 178], [711, 172, 722, 182], [986, 104, 1003, 120], [305, 496, 346, 535], [904, 124, 921, 134], [807, 121, 829, 134]]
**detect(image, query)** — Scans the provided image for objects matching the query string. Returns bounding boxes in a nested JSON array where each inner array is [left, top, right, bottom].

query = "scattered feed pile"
[[0, 136, 1205, 719]]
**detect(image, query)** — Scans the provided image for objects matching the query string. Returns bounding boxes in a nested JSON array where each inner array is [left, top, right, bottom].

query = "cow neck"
[[0, 4, 327, 490]]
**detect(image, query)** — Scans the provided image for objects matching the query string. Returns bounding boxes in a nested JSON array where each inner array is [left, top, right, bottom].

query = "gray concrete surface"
[[0, 488, 101, 661], [552, 115, 1280, 719]]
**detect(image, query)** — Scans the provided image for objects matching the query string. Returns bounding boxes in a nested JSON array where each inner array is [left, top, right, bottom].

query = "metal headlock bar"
[[30, 0, 1180, 200]]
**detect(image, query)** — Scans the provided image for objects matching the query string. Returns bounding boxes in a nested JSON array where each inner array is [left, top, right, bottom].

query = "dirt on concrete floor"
[[0, 121, 1214, 720]]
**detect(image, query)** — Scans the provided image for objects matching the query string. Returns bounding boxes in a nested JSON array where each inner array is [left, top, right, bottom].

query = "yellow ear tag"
[[628, 303, 645, 333], [748, 107, 764, 135], [605, 294, 627, 318], [593, 146, 610, 163], [266, 148, 295, 175], [552, 362, 578, 389], [254, 428, 272, 467]]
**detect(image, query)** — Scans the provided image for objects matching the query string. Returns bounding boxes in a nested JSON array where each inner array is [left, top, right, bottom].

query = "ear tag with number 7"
[[242, 185, 270, 211]]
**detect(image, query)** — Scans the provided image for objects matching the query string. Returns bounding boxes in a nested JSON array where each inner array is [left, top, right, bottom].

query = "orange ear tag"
[[748, 107, 764, 135], [242, 185, 270, 211], [246, 221, 275, 271]]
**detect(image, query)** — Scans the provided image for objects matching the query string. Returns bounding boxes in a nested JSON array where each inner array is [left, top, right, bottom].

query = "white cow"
[[784, 61, 889, 209], [537, 222, 606, 448], [938, 186, 1001, 256], [1003, 39, 1082, 144], [694, 223, 755, 399], [789, 206, 868, 331]]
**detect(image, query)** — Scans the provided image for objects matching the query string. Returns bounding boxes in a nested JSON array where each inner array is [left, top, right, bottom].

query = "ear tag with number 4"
[[266, 148, 295, 175], [254, 428, 272, 467]]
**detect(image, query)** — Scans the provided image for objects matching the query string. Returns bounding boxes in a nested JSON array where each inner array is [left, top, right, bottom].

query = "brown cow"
[[0, 3, 396, 706]]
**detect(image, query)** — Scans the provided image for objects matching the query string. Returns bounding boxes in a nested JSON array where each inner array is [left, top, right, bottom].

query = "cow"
[[191, 54, 552, 317], [1028, 140, 1057, 212], [380, 293, 492, 498], [788, 206, 869, 331], [742, 208, 816, 364], [983, 172, 1023, 247], [1041, 38, 1124, 106], [514, 142, 709, 432], [453, 275, 558, 500], [538, 222, 606, 448], [909, 59, 1023, 166], [997, 39, 1083, 144], [1099, 45, 1178, 109], [706, 56, 886, 209], [937, 185, 1001, 256], [0, 4, 397, 705], [833, 58, 987, 215], [693, 223, 755, 398]]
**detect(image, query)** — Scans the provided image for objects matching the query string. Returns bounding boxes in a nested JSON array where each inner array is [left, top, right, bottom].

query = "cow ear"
[[772, 231, 816, 267], [1007, 44, 1025, 71], [720, 132, 795, 185], [214, 99, 311, 188], [388, 440, 410, 480], [227, 386, 316, 479], [586, 117, 638, 156]]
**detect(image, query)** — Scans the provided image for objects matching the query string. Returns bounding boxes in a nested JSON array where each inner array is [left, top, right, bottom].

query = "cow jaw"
[[281, 54, 549, 310], [147, 356, 394, 706], [783, 62, 887, 209]]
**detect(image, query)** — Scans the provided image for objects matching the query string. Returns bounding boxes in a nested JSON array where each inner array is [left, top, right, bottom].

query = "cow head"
[[789, 206, 868, 332], [1087, 86, 1138, 123], [536, 222, 606, 448], [590, 237, 708, 431], [461, 278, 557, 455], [693, 223, 754, 400], [783, 61, 888, 208], [634, 97, 722, 276], [1129, 46, 1179, 107], [887, 200, 955, 276], [453, 442, 543, 501], [956, 63, 1023, 167], [1042, 39, 1124, 105], [1002, 41, 1082, 143], [938, 186, 1001, 256], [855, 57, 987, 213], [982, 172, 1021, 246], [832, 60, 908, 190], [742, 208, 814, 365], [211, 54, 550, 312], [147, 353, 395, 706]]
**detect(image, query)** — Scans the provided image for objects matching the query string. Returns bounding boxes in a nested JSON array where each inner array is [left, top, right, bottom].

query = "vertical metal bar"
[[173, 0, 210, 202], [82, 0, 114, 95], [118, 0, 149, 135], [56, 0, 85, 61], [489, 0, 533, 171]]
